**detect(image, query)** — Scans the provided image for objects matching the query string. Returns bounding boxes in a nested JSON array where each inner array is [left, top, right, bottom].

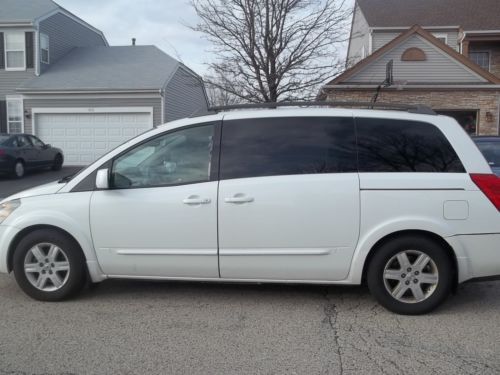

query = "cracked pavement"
[[0, 275, 499, 375]]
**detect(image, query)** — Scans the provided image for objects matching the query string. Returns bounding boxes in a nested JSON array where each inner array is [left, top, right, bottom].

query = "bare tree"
[[204, 73, 243, 107], [191, 0, 351, 103]]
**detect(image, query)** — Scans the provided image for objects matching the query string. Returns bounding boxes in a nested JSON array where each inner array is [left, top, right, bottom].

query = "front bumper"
[[0, 225, 20, 274]]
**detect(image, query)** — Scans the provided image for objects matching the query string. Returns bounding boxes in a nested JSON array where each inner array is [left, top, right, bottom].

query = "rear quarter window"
[[356, 118, 465, 173]]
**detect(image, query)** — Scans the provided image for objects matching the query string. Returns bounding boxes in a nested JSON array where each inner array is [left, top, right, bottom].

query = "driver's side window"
[[111, 124, 215, 189]]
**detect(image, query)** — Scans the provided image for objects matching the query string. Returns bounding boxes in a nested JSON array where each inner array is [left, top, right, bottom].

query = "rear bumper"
[[448, 234, 500, 282]]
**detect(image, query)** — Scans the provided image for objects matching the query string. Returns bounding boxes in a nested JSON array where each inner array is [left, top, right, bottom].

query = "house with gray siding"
[[323, 0, 500, 136], [0, 0, 208, 166]]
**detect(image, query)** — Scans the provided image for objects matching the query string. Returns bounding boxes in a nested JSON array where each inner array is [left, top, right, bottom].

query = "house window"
[[40, 33, 49, 64], [436, 110, 478, 135], [469, 51, 490, 71], [4, 32, 26, 70], [6, 98, 23, 134]]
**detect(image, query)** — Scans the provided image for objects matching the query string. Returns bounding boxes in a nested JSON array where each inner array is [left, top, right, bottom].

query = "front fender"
[[2, 192, 106, 282]]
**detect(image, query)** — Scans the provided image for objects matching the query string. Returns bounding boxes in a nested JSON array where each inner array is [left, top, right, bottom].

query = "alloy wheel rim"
[[15, 162, 24, 177], [383, 250, 439, 304], [24, 243, 70, 292]]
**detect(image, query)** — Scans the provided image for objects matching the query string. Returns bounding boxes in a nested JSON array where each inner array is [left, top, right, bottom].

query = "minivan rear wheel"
[[12, 229, 86, 301], [367, 235, 453, 315]]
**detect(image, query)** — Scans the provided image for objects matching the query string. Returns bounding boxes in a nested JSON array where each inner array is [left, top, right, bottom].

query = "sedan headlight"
[[0, 200, 21, 224]]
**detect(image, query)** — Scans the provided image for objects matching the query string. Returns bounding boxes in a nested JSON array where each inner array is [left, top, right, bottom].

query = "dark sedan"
[[473, 136, 500, 176], [0, 134, 64, 178]]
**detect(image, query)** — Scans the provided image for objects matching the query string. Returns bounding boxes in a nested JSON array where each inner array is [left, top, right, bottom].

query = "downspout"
[[34, 26, 40, 76], [160, 88, 165, 125]]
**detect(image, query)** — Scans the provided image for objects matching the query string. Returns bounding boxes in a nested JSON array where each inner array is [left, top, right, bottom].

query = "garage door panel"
[[35, 111, 152, 166]]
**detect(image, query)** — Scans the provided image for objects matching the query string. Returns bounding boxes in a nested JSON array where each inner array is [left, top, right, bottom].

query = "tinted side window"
[[220, 117, 357, 180], [356, 118, 465, 173]]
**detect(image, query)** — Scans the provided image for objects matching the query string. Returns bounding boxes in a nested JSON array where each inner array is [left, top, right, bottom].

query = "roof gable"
[[329, 26, 500, 85], [357, 0, 500, 31]]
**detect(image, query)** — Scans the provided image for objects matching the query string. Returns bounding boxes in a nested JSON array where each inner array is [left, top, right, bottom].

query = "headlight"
[[0, 200, 21, 224]]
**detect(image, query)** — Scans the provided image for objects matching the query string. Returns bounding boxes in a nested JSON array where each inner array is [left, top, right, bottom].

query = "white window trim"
[[4, 31, 26, 71], [40, 33, 49, 64], [469, 50, 491, 72], [432, 33, 448, 45], [6, 96, 25, 134]]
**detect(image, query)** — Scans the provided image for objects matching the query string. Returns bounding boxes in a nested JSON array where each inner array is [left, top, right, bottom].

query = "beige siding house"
[[321, 0, 500, 135]]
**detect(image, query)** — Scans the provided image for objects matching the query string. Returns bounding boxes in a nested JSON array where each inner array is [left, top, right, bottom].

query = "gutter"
[[17, 89, 162, 94], [323, 84, 500, 90]]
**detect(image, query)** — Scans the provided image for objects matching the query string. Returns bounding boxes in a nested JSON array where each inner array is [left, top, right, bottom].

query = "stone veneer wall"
[[325, 89, 500, 135]]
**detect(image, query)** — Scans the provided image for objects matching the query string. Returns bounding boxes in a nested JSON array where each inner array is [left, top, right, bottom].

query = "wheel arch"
[[7, 225, 82, 273], [361, 230, 459, 290]]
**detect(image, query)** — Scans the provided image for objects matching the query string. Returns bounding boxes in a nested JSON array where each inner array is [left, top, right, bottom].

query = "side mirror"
[[95, 169, 109, 189], [43, 144, 50, 149]]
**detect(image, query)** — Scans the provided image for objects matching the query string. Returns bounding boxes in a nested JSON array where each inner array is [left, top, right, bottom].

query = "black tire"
[[52, 154, 63, 171], [367, 235, 453, 315], [11, 159, 25, 179], [12, 229, 86, 301]]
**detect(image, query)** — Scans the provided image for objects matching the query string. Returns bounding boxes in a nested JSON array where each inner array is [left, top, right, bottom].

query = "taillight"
[[470, 174, 500, 211], [0, 149, 5, 156]]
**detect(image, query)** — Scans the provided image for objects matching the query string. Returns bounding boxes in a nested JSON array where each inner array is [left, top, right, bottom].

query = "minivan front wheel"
[[367, 236, 453, 315], [13, 229, 86, 301]]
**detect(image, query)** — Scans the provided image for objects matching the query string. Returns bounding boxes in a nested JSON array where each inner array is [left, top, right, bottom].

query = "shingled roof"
[[18, 46, 182, 92], [0, 0, 59, 23], [357, 0, 500, 31]]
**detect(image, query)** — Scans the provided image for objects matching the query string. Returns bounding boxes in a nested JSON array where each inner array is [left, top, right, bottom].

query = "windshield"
[[476, 141, 500, 168]]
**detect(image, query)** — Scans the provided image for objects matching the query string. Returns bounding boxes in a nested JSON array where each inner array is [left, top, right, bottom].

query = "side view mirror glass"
[[95, 169, 109, 189]]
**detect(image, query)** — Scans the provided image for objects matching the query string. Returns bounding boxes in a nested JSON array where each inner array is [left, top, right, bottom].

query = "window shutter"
[[0, 33, 4, 70], [0, 101, 7, 133], [25, 32, 34, 69]]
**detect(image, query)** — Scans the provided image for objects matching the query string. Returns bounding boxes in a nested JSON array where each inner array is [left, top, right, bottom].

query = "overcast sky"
[[56, 0, 353, 76]]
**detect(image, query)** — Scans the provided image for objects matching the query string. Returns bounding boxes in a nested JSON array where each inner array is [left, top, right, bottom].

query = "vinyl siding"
[[347, 4, 370, 65], [23, 96, 162, 134], [39, 12, 106, 72], [345, 34, 487, 84], [0, 29, 36, 98], [164, 67, 208, 123], [373, 30, 459, 52], [0, 69, 35, 97]]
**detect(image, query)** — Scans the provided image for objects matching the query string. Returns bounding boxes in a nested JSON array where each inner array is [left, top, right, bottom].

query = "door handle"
[[183, 196, 211, 205], [225, 194, 254, 204]]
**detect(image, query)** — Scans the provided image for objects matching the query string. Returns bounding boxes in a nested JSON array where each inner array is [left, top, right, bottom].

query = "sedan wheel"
[[367, 236, 453, 315], [13, 161, 25, 178]]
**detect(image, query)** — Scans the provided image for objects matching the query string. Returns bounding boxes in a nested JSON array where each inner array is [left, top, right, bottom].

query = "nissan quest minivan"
[[0, 105, 499, 315]]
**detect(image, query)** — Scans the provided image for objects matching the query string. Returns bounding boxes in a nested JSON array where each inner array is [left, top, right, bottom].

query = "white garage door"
[[35, 110, 152, 166]]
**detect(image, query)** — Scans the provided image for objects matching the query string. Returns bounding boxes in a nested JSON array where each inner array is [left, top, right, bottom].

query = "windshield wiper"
[[58, 174, 74, 183]]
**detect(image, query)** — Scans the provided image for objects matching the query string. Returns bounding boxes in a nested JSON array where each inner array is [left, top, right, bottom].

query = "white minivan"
[[0, 105, 499, 314]]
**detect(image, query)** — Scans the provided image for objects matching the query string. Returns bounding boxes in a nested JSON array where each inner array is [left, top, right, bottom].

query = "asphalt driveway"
[[0, 166, 82, 200], [0, 277, 499, 374]]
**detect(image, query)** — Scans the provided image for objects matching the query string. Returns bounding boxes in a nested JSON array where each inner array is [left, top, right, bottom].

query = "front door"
[[90, 123, 220, 278], [218, 116, 360, 281]]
